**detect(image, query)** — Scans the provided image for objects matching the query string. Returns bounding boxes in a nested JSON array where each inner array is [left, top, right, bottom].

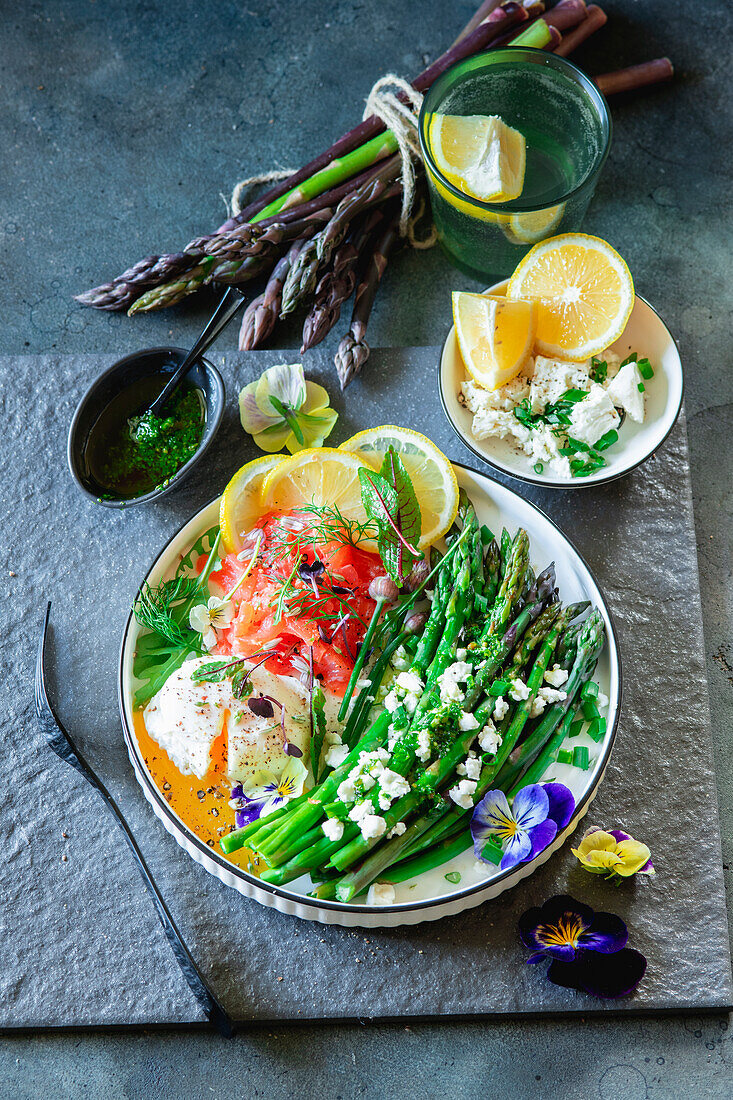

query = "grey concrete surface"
[[0, 0, 731, 1096]]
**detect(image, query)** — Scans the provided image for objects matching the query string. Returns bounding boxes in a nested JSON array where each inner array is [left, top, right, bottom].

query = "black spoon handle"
[[147, 286, 246, 418]]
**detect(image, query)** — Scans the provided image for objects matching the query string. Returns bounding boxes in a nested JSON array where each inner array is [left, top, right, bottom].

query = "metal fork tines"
[[35, 603, 234, 1036]]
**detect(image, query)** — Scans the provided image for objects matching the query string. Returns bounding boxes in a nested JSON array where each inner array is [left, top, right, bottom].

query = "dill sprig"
[[265, 502, 379, 565], [135, 576, 203, 649]]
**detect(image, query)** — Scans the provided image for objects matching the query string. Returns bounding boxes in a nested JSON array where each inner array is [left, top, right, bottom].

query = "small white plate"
[[119, 464, 621, 928], [439, 282, 684, 489]]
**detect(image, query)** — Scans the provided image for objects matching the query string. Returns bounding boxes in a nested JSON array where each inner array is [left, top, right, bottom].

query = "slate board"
[[1, 348, 730, 1028]]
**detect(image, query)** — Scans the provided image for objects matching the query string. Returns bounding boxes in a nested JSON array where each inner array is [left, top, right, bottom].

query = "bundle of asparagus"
[[221, 496, 606, 903], [77, 0, 673, 388]]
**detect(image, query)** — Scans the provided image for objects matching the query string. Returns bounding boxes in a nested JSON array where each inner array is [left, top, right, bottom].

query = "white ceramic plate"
[[118, 464, 621, 928], [440, 282, 684, 489]]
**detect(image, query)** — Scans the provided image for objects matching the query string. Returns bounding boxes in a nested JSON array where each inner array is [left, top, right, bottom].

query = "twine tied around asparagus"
[[362, 74, 435, 248], [229, 168, 296, 217]]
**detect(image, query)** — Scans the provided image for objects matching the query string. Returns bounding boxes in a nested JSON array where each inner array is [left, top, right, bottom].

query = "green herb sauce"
[[85, 376, 205, 500]]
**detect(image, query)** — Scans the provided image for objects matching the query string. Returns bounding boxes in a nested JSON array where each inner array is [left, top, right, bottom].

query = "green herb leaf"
[[590, 357, 608, 383], [358, 451, 423, 585], [310, 685, 328, 784]]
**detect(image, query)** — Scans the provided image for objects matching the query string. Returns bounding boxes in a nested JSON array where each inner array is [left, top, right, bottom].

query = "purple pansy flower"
[[471, 783, 575, 870], [228, 758, 306, 828], [518, 894, 647, 998]]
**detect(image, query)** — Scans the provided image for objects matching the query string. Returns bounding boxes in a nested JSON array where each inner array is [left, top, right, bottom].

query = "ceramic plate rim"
[[118, 462, 622, 923], [439, 285, 684, 489]]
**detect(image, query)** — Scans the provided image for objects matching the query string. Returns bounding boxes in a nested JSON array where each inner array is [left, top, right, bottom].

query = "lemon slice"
[[260, 448, 375, 523], [219, 454, 283, 553], [452, 292, 536, 391], [429, 113, 526, 203], [507, 232, 634, 362], [505, 203, 566, 245], [339, 426, 459, 549]]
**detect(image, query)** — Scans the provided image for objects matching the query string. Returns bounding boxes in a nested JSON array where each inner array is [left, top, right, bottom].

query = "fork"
[[35, 603, 235, 1037]]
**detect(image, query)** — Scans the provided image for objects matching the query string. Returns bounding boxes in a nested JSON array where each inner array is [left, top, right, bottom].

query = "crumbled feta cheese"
[[457, 753, 481, 781], [349, 800, 372, 824], [416, 728, 432, 762], [395, 670, 424, 695], [606, 361, 645, 422], [539, 686, 567, 705], [391, 646, 412, 671], [597, 691, 609, 708], [379, 768, 411, 801], [403, 691, 420, 716], [526, 424, 572, 478], [359, 813, 387, 840], [439, 677, 464, 704], [479, 723, 502, 754], [324, 743, 350, 768], [324, 727, 342, 746], [530, 356, 590, 413], [387, 821, 407, 839], [470, 407, 531, 447], [383, 689, 401, 714], [544, 665, 569, 688], [321, 817, 344, 842], [568, 383, 620, 447], [528, 695, 547, 720], [509, 677, 530, 701], [438, 660, 471, 704], [459, 711, 479, 731], [493, 696, 509, 721], [448, 779, 477, 809], [366, 881, 395, 906], [461, 375, 530, 415], [355, 678, 372, 691], [337, 776, 357, 803]]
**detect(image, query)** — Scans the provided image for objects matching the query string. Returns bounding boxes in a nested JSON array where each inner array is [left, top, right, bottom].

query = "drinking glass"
[[419, 47, 612, 280]]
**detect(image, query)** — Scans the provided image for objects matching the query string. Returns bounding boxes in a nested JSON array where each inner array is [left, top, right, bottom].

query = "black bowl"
[[67, 346, 225, 508]]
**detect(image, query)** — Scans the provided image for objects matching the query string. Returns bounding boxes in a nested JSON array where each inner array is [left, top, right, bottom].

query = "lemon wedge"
[[339, 426, 459, 549], [259, 448, 375, 522], [219, 454, 283, 553], [452, 292, 536, 390], [429, 113, 526, 203], [507, 232, 634, 361]]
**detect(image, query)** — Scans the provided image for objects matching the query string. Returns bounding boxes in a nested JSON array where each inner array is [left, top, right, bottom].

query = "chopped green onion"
[[480, 525, 493, 546], [573, 745, 590, 770], [560, 388, 588, 403], [581, 681, 599, 699], [595, 429, 619, 452], [444, 871, 462, 884], [582, 697, 600, 721], [533, 462, 544, 474], [489, 679, 509, 696], [590, 358, 608, 383], [556, 749, 574, 765], [480, 838, 503, 865], [620, 352, 638, 366], [588, 717, 607, 742], [637, 382, 645, 392], [569, 719, 584, 739], [566, 436, 590, 453], [637, 357, 654, 380]]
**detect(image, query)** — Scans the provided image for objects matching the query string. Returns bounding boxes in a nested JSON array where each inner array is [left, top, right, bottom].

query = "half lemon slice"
[[429, 113, 526, 203], [452, 292, 536, 390], [219, 454, 283, 553], [507, 232, 634, 361], [259, 448, 375, 522]]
